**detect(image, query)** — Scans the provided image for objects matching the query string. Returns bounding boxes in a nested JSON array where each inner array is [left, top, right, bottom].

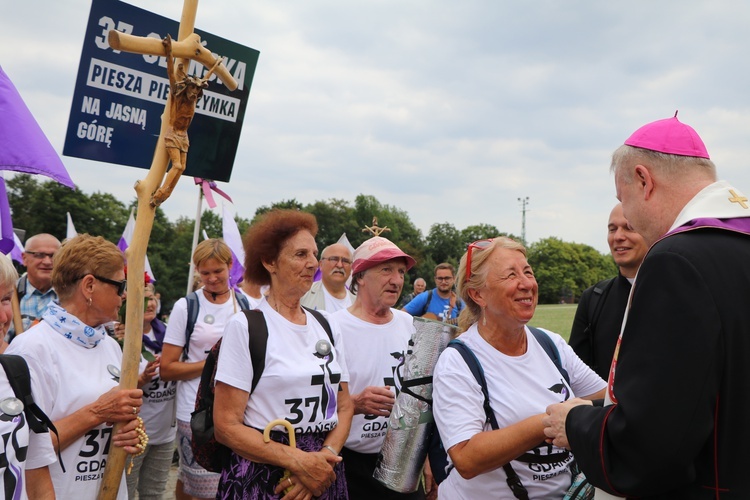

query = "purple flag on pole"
[[0, 66, 75, 188], [0, 179, 16, 254], [222, 203, 245, 288]]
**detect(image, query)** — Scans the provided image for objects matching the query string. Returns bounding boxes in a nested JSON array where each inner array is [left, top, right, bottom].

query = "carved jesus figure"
[[151, 34, 220, 207]]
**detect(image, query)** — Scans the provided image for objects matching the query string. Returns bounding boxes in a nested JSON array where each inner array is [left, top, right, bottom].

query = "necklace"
[[208, 288, 230, 301]]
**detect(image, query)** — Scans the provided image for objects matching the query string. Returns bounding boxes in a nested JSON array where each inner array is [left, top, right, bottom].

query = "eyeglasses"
[[93, 275, 127, 296], [320, 256, 352, 265], [435, 276, 454, 282], [25, 251, 55, 260], [466, 239, 494, 281]]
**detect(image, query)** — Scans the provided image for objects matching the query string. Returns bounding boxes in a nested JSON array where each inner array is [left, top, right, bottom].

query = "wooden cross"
[[98, 1, 237, 498], [362, 216, 391, 237], [728, 189, 748, 209]]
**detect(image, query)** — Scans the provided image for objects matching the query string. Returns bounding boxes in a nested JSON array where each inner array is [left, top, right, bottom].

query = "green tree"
[[304, 198, 359, 249], [426, 222, 463, 268], [527, 237, 615, 304]]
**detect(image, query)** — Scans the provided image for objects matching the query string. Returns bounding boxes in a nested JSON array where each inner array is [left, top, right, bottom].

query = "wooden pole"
[[10, 287, 23, 335], [97, 0, 239, 495]]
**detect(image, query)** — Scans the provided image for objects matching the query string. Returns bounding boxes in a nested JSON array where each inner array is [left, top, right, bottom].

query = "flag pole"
[[186, 183, 204, 295]]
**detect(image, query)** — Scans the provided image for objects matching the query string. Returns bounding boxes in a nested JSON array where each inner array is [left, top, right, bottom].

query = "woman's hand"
[[90, 387, 143, 424], [138, 356, 160, 387], [274, 473, 315, 500], [111, 417, 146, 454], [351, 385, 395, 416], [288, 450, 341, 496]]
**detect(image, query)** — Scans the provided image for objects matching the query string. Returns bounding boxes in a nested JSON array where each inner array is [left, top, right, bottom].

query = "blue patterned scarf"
[[42, 302, 108, 349]]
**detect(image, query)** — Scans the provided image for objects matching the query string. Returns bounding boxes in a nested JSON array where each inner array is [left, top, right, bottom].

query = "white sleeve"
[[163, 297, 189, 348], [329, 315, 349, 383], [432, 347, 487, 451], [25, 366, 57, 469], [215, 313, 253, 393]]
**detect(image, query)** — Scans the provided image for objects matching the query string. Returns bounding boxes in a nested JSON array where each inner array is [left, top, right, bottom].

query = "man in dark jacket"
[[544, 114, 750, 498], [568, 203, 647, 380]]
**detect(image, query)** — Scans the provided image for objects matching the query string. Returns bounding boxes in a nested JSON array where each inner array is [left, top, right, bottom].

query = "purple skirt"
[[216, 430, 349, 500]]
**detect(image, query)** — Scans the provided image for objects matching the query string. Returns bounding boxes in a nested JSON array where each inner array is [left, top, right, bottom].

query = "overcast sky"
[[3, 0, 750, 254]]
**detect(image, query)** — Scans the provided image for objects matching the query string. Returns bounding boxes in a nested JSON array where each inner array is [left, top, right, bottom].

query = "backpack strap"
[[16, 275, 28, 298], [528, 326, 570, 385], [447, 340, 528, 500], [0, 355, 66, 472], [302, 307, 334, 345], [583, 277, 616, 373], [183, 292, 200, 359], [236, 293, 251, 311], [422, 289, 434, 316], [242, 308, 333, 393], [241, 310, 270, 393]]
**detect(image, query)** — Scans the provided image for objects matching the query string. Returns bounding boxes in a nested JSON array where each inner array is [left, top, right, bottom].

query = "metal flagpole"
[[186, 183, 204, 295]]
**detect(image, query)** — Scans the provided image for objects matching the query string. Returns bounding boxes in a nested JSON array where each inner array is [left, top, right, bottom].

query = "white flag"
[[118, 209, 156, 282], [66, 212, 77, 240]]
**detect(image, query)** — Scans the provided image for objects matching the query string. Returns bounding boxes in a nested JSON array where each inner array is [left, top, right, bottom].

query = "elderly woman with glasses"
[[7, 234, 146, 500], [431, 237, 605, 499]]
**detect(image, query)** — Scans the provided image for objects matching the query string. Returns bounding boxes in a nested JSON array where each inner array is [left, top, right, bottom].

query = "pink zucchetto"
[[351, 236, 416, 274], [624, 112, 710, 159]]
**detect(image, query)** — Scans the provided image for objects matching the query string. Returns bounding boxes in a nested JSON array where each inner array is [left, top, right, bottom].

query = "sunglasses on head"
[[465, 239, 494, 281]]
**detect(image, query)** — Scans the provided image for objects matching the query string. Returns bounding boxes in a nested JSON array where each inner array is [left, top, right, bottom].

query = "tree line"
[[7, 175, 616, 310]]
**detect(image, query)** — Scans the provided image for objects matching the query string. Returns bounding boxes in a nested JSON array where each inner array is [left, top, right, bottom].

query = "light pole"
[[518, 196, 529, 245]]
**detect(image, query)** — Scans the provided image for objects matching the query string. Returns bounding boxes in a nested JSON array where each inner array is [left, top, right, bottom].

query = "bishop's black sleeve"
[[565, 250, 721, 497]]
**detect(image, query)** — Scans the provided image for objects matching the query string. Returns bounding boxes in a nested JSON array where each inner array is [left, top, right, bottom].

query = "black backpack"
[[0, 354, 65, 471], [182, 291, 251, 359], [428, 326, 569, 494], [190, 307, 333, 472]]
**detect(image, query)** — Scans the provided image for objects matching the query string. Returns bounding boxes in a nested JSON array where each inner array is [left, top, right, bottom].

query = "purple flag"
[[0, 179, 15, 254], [0, 66, 75, 188], [222, 203, 245, 288]]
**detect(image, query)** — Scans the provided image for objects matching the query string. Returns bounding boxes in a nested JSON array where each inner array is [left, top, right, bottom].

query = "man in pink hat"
[[544, 114, 750, 498], [327, 236, 430, 500]]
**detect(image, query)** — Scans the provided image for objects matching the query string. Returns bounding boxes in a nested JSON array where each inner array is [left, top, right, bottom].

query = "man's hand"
[[542, 398, 592, 449], [351, 386, 395, 416]]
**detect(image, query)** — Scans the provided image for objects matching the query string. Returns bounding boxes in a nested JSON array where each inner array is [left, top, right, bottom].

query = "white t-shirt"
[[433, 325, 606, 499], [215, 301, 349, 433], [0, 372, 57, 500], [7, 321, 130, 500], [164, 288, 243, 421], [323, 287, 352, 313], [328, 308, 415, 454], [238, 286, 268, 310], [139, 330, 177, 445]]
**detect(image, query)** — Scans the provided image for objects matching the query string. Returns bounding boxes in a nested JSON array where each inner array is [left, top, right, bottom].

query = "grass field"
[[530, 304, 577, 341]]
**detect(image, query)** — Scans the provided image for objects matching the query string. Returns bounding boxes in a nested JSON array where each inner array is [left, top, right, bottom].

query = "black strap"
[[0, 355, 65, 472], [242, 307, 334, 393], [302, 307, 334, 344], [422, 289, 434, 315], [448, 340, 530, 499], [183, 292, 200, 359], [242, 310, 270, 393], [185, 291, 253, 359], [583, 277, 615, 373], [16, 275, 28, 297], [528, 326, 570, 385]]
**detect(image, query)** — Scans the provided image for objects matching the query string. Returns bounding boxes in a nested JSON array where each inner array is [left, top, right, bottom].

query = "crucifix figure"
[[151, 34, 222, 207]]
